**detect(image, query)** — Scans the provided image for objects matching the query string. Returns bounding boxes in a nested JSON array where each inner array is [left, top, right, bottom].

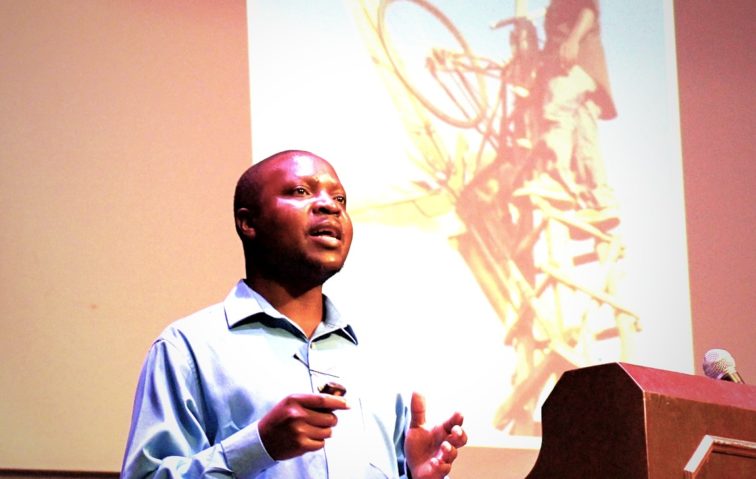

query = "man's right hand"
[[258, 393, 349, 460]]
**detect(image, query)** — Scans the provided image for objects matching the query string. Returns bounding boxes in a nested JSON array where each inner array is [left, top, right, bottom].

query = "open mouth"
[[310, 223, 342, 241]]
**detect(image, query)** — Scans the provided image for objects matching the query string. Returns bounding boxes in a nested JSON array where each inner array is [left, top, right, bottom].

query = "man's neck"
[[244, 277, 324, 338]]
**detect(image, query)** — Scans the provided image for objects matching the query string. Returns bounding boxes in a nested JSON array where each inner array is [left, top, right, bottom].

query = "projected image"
[[353, 0, 638, 437], [248, 0, 690, 449]]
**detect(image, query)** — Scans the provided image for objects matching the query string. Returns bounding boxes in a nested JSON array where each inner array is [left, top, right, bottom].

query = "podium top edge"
[[564, 362, 756, 411]]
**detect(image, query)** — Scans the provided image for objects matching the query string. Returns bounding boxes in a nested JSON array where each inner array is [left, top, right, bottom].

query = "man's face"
[[249, 153, 353, 284]]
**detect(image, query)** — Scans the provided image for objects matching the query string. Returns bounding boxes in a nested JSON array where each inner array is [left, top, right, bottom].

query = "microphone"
[[702, 349, 745, 384]]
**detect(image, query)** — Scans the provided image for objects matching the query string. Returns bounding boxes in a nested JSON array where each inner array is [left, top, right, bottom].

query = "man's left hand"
[[405, 392, 467, 479]]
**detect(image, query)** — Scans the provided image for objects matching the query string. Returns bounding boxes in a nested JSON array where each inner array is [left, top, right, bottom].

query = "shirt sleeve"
[[397, 392, 411, 479], [120, 338, 277, 478]]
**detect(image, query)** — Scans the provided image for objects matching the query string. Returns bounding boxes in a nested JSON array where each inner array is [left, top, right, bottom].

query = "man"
[[121, 150, 467, 478], [532, 0, 619, 230]]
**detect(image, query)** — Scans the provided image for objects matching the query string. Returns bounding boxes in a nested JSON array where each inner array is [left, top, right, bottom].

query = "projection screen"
[[247, 0, 690, 462]]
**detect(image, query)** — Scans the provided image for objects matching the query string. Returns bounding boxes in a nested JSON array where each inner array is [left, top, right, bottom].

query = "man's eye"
[[335, 195, 346, 204], [293, 187, 308, 196]]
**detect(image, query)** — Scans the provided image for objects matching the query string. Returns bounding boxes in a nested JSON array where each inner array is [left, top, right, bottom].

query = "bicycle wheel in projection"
[[378, 0, 488, 129]]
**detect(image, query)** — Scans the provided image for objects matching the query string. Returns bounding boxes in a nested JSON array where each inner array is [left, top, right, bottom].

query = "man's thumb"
[[410, 391, 426, 428]]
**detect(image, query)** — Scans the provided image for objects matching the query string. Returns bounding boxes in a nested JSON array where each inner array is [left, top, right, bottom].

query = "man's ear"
[[235, 207, 256, 240]]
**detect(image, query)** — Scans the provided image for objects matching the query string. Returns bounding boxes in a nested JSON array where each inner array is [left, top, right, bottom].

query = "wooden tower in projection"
[[348, 0, 641, 436]]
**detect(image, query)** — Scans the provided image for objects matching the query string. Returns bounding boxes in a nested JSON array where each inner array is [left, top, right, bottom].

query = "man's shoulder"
[[157, 281, 250, 340], [156, 301, 227, 346]]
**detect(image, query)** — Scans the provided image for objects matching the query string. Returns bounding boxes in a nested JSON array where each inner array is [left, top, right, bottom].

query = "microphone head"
[[703, 348, 737, 380]]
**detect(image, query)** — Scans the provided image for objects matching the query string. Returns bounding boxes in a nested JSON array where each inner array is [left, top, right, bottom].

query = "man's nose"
[[313, 192, 341, 214]]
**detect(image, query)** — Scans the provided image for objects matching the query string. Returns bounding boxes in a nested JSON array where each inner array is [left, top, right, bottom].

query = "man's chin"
[[295, 255, 346, 285], [315, 262, 345, 282]]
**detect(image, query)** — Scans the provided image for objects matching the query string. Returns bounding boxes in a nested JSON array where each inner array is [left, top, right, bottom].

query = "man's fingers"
[[430, 456, 452, 476], [297, 394, 348, 427], [298, 422, 335, 441], [438, 440, 458, 464], [295, 393, 349, 412], [442, 411, 464, 432], [447, 424, 468, 448], [410, 391, 426, 428]]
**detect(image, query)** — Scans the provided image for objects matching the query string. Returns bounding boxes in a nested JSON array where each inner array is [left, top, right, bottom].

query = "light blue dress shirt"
[[121, 280, 411, 478]]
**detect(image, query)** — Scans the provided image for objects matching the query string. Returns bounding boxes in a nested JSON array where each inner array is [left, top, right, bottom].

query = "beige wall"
[[676, 0, 756, 383], [0, 0, 250, 470]]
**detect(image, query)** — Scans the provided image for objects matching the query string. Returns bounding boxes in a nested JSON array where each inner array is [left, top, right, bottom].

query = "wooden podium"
[[525, 362, 756, 478]]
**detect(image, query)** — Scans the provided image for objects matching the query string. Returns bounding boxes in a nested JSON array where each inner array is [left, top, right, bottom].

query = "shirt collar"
[[223, 279, 358, 344]]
